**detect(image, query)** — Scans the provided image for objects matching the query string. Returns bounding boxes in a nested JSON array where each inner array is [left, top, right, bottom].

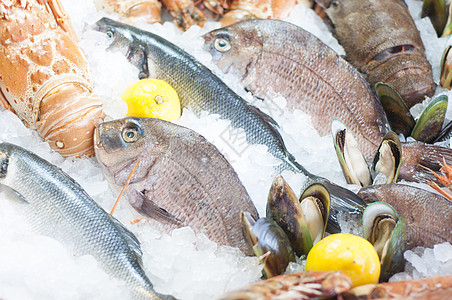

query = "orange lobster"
[[0, 0, 104, 157]]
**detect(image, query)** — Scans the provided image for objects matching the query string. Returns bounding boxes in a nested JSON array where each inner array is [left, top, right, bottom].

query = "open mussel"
[[363, 202, 407, 282], [332, 119, 372, 187], [372, 132, 402, 184], [441, 35, 452, 89], [332, 120, 401, 186], [266, 176, 330, 257], [241, 212, 295, 278]]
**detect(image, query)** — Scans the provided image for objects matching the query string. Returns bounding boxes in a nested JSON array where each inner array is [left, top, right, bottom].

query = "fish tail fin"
[[400, 142, 452, 184]]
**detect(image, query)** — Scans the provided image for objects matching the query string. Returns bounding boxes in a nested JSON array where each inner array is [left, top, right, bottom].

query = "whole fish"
[[315, 0, 436, 108], [93, 17, 367, 232], [94, 117, 259, 254], [202, 19, 452, 185], [0, 142, 170, 300], [358, 183, 452, 249]]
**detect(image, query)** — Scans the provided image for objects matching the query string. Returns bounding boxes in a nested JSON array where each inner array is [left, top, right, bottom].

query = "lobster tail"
[[399, 142, 452, 184], [36, 83, 105, 157]]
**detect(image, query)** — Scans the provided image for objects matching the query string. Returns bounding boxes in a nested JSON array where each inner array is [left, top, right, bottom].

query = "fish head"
[[0, 143, 10, 180], [93, 17, 134, 56], [94, 117, 164, 188], [202, 20, 265, 78]]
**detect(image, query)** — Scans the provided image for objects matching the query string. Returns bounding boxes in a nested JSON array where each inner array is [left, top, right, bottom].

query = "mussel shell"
[[266, 176, 313, 257], [372, 132, 402, 184], [411, 95, 448, 143], [362, 202, 406, 282], [300, 182, 331, 244], [241, 212, 296, 278], [441, 36, 452, 89], [331, 119, 372, 186], [380, 216, 407, 282], [422, 0, 448, 37], [375, 82, 415, 137], [434, 119, 452, 143]]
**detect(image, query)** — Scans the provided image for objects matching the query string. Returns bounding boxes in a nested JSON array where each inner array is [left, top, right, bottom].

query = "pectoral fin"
[[0, 184, 29, 205], [127, 46, 149, 79], [132, 191, 182, 226]]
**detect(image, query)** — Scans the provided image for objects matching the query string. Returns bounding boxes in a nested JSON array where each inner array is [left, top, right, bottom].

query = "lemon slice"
[[305, 233, 381, 287], [122, 78, 181, 121]]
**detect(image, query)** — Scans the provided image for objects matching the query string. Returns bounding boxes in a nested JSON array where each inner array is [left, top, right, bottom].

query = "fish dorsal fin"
[[247, 104, 286, 147], [247, 103, 280, 128], [108, 215, 144, 265]]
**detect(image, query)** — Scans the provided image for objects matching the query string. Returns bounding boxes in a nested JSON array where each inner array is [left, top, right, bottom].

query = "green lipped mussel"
[[332, 119, 372, 187], [241, 212, 295, 278], [376, 82, 448, 144], [375, 82, 415, 137], [363, 202, 406, 282], [411, 94, 448, 143], [332, 120, 401, 186], [266, 176, 330, 257], [372, 132, 402, 184]]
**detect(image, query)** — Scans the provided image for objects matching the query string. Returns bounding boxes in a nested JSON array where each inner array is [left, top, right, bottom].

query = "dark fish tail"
[[400, 142, 452, 184]]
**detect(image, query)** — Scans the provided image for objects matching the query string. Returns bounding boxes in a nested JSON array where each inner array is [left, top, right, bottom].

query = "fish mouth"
[[93, 125, 102, 150]]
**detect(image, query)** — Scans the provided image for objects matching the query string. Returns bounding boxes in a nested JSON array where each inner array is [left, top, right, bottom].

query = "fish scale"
[[202, 19, 452, 185], [0, 142, 170, 300], [94, 117, 259, 255], [93, 17, 367, 232]]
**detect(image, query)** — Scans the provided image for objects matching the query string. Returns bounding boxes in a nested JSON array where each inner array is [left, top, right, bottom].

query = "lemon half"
[[305, 233, 380, 287], [122, 78, 181, 121]]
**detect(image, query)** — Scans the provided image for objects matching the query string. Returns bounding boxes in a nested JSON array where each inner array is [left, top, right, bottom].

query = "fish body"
[[358, 184, 452, 249], [0, 142, 167, 300], [202, 19, 452, 184], [315, 0, 436, 108], [94, 117, 259, 254], [93, 17, 367, 232]]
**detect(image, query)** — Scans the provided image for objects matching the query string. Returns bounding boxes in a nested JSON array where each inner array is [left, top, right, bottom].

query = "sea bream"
[[94, 117, 259, 254], [202, 19, 452, 184], [0, 142, 171, 300], [92, 17, 367, 232]]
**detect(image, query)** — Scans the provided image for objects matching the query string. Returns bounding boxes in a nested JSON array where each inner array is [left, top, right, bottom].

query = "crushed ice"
[[1, 0, 452, 299]]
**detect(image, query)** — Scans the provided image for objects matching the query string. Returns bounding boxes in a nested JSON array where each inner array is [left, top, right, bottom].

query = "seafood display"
[[0, 0, 104, 157], [315, 0, 436, 108], [1, 0, 452, 299], [94, 117, 259, 254], [93, 17, 367, 232], [202, 19, 452, 184], [0, 142, 169, 300]]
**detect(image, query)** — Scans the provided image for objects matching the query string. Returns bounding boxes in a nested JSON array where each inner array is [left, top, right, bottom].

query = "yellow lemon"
[[122, 79, 181, 121], [305, 233, 380, 287]]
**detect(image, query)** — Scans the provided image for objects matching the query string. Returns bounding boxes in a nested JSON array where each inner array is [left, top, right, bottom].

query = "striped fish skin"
[[202, 19, 452, 185], [0, 142, 170, 300], [94, 117, 259, 255], [93, 17, 367, 232]]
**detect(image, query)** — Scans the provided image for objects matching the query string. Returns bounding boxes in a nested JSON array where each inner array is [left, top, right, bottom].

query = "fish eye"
[[0, 152, 8, 178], [331, 0, 339, 7], [106, 28, 114, 38], [122, 126, 140, 143], [214, 38, 231, 52]]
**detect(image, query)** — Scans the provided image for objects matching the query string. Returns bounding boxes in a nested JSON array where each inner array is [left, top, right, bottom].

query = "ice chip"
[[434, 242, 452, 262]]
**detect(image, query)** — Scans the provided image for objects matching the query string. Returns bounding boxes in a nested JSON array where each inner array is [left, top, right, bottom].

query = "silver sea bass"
[[0, 142, 171, 300]]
